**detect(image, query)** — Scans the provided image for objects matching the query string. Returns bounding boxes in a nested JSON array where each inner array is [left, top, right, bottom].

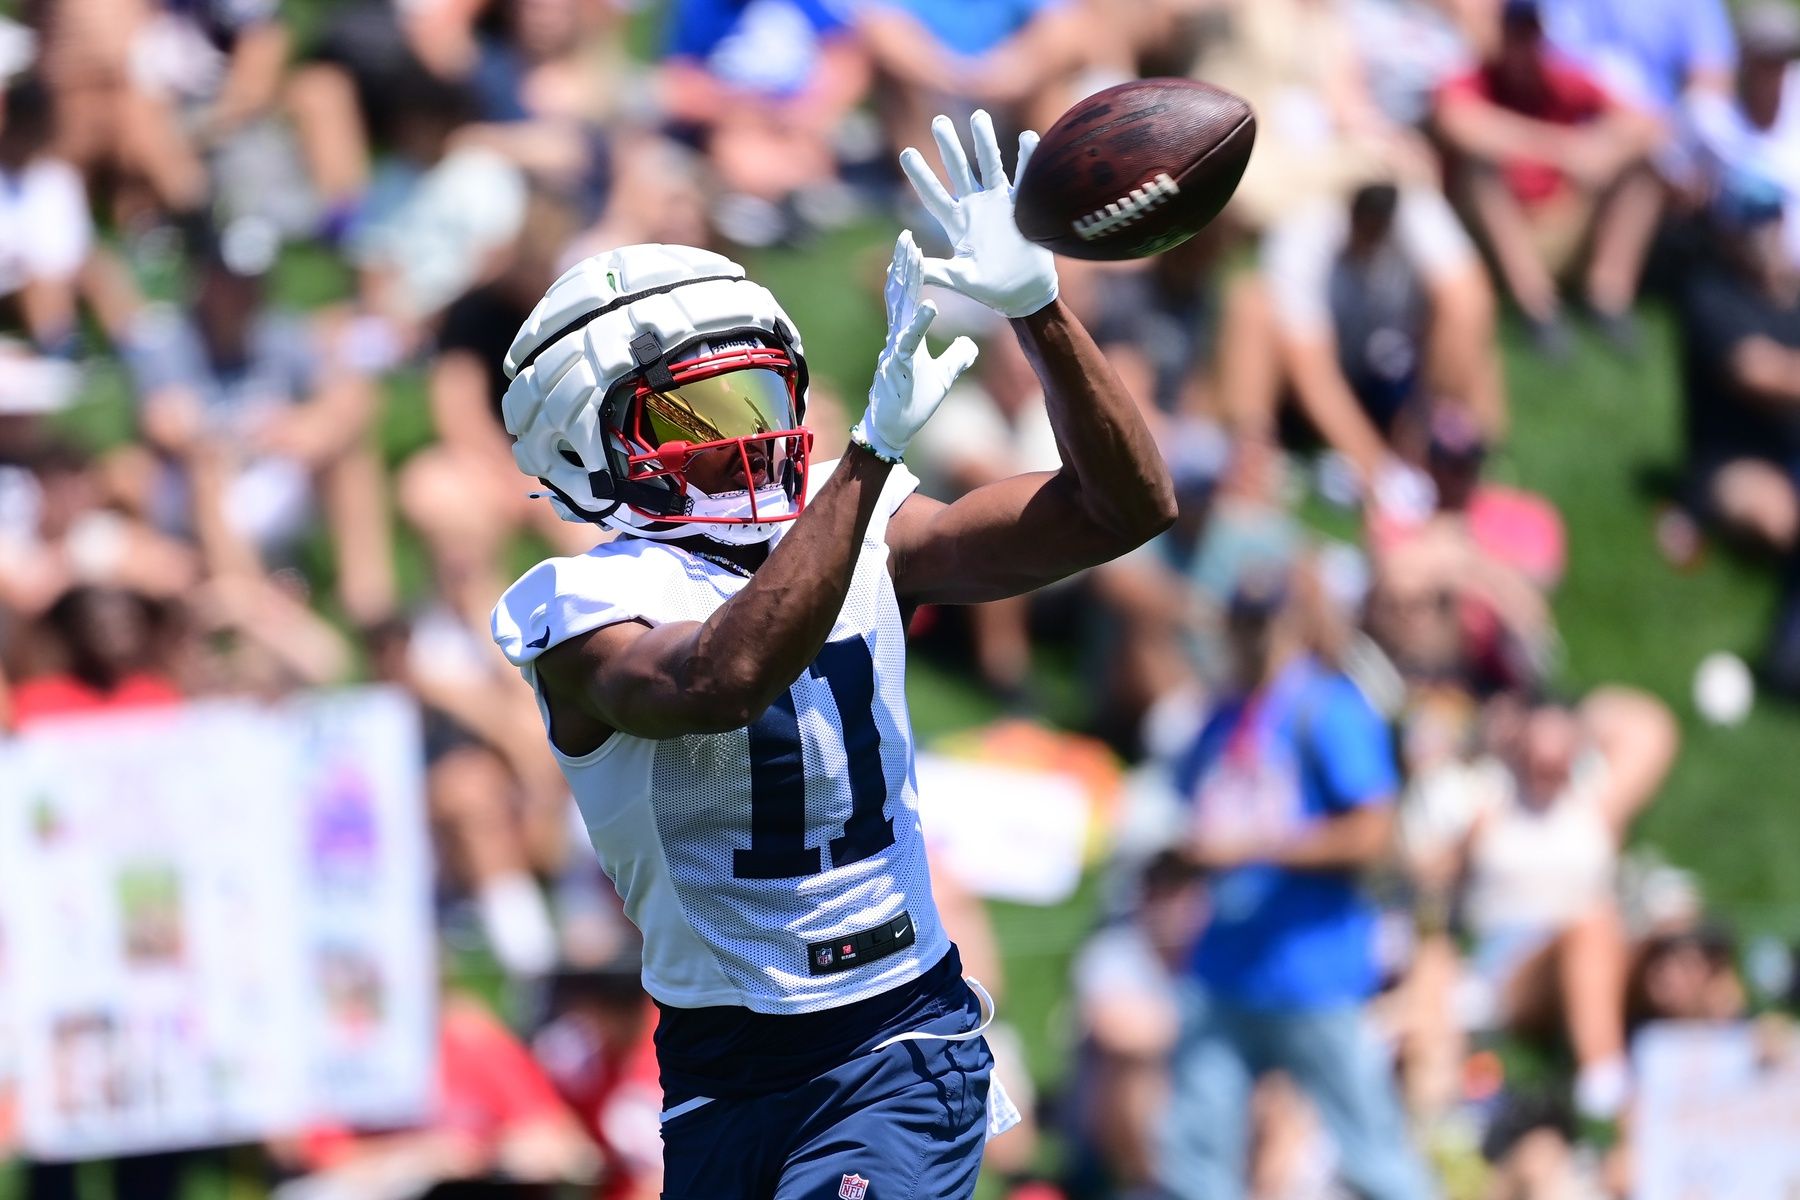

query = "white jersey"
[[492, 461, 949, 1014]]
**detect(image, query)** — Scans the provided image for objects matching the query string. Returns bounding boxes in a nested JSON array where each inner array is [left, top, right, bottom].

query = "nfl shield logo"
[[838, 1174, 869, 1200]]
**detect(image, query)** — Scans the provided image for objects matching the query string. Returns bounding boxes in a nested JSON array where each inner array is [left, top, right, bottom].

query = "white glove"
[[899, 110, 1059, 320], [853, 230, 980, 463]]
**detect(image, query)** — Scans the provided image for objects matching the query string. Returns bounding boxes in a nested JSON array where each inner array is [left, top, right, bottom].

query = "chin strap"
[[531, 470, 689, 525], [591, 468, 691, 516]]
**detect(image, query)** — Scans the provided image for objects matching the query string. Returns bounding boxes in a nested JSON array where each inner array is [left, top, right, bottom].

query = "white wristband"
[[849, 415, 905, 464]]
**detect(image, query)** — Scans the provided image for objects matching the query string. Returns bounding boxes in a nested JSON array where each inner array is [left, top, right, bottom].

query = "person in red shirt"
[[285, 993, 597, 1197], [530, 970, 663, 1200], [1436, 0, 1663, 354], [8, 586, 182, 731]]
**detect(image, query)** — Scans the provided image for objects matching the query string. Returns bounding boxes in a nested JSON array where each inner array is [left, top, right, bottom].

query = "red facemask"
[[613, 343, 813, 526]]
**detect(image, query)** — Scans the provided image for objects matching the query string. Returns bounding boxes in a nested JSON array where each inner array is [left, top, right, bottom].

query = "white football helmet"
[[502, 243, 813, 545]]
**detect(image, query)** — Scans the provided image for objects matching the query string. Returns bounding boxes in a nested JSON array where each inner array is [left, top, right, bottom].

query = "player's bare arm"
[[535, 232, 977, 747], [885, 111, 1179, 604], [535, 445, 895, 744], [889, 297, 1177, 603]]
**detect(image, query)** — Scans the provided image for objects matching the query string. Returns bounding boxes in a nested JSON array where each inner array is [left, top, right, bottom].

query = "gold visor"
[[640, 368, 797, 447]]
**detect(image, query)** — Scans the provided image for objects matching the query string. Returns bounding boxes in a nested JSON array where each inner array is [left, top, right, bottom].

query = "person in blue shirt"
[[1539, 0, 1736, 116], [852, 0, 1088, 183], [660, 0, 871, 242], [1156, 565, 1430, 1200]]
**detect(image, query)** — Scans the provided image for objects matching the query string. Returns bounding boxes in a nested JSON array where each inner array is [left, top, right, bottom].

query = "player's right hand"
[[900, 110, 1059, 320], [852, 230, 979, 464]]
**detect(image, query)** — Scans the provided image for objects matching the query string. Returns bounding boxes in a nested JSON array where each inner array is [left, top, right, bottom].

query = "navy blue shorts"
[[657, 997, 994, 1200]]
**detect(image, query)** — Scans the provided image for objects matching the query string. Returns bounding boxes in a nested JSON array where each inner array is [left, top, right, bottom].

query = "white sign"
[[914, 753, 1089, 906], [1635, 1021, 1800, 1200], [0, 688, 435, 1160], [0, 894, 15, 1155]]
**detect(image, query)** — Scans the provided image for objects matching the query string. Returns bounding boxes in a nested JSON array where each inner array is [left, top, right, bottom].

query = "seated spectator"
[[366, 611, 566, 981], [347, 70, 527, 342], [178, 570, 357, 695], [121, 224, 396, 624], [1347, 0, 1479, 133], [1366, 405, 1565, 698], [287, 0, 491, 230], [472, 0, 627, 129], [0, 397, 345, 701], [7, 585, 183, 730], [560, 133, 716, 263], [1196, 0, 1442, 234], [658, 0, 870, 247], [1415, 408, 1565, 589], [398, 187, 597, 613], [1625, 926, 1746, 1038], [444, 0, 630, 214], [853, 0, 1090, 180], [1084, 232, 1223, 428], [0, 421, 198, 622], [277, 992, 597, 1198], [1538, 0, 1735, 118], [1258, 182, 1506, 488], [1187, 0, 1501, 497], [125, 0, 294, 234], [1404, 687, 1678, 1120], [0, 75, 95, 353], [1159, 561, 1433, 1200], [533, 968, 663, 1200], [1366, 530, 1551, 711], [116, 0, 289, 143], [24, 0, 210, 226], [1675, 180, 1800, 558], [1373, 405, 1565, 587], [1527, 0, 1736, 248], [1685, 3, 1800, 269], [1436, 0, 1662, 353], [1674, 178, 1800, 697], [1066, 849, 1203, 1196], [1077, 0, 1211, 84], [1108, 439, 1300, 736]]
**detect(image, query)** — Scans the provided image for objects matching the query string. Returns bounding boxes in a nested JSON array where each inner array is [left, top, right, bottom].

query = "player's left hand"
[[900, 110, 1059, 320], [853, 230, 980, 463]]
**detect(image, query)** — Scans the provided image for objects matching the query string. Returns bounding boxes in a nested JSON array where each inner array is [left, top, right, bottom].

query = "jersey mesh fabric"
[[492, 461, 950, 1014]]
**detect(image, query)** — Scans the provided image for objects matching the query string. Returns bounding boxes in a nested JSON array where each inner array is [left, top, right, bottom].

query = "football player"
[[491, 112, 1176, 1197]]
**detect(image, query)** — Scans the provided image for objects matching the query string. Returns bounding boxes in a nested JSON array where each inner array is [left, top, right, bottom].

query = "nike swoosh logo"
[[526, 629, 551, 649], [892, 923, 908, 938]]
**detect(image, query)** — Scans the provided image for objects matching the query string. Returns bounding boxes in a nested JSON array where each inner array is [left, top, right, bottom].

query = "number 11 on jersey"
[[734, 636, 895, 880]]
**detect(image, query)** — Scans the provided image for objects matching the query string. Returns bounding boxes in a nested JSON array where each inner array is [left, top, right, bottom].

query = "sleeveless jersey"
[[491, 461, 949, 1015]]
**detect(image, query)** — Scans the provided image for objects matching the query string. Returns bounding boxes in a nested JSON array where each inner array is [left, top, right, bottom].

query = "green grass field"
[[8, 216, 1799, 1199]]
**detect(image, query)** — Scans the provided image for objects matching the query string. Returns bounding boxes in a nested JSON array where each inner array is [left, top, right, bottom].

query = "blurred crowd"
[[3, 0, 1800, 1196]]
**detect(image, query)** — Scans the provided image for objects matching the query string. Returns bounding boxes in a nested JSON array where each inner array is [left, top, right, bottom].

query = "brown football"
[[1014, 78, 1256, 260]]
